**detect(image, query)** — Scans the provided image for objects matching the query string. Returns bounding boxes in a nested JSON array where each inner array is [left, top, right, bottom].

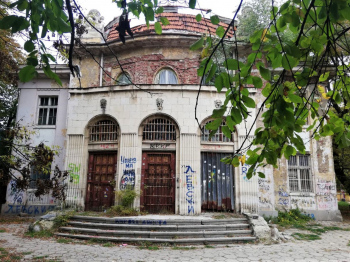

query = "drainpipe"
[[100, 53, 104, 87]]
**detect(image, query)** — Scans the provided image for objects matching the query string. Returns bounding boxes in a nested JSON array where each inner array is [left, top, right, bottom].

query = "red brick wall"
[[103, 54, 201, 85]]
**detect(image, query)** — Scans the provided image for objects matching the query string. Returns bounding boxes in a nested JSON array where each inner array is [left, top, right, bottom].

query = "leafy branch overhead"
[[1, 0, 350, 183]]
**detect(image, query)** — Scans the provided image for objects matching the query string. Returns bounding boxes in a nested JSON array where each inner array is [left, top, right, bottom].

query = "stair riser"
[[60, 228, 253, 239], [67, 223, 250, 232], [55, 233, 256, 244]]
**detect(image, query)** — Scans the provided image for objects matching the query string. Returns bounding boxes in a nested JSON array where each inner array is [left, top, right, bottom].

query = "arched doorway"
[[140, 115, 178, 213], [85, 117, 119, 211]]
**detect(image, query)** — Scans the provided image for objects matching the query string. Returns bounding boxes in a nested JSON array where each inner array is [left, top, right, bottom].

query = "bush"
[[116, 186, 138, 208], [270, 209, 312, 227]]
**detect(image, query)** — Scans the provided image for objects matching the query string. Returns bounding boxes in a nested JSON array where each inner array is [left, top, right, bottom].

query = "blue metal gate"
[[201, 152, 234, 211]]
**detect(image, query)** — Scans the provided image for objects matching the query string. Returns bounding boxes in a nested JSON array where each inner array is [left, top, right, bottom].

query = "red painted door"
[[141, 152, 175, 213], [86, 153, 117, 211]]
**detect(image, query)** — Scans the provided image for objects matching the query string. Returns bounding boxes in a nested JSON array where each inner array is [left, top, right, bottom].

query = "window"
[[89, 120, 118, 142], [288, 154, 313, 192], [201, 120, 232, 142], [29, 167, 51, 189], [116, 73, 132, 85], [38, 97, 58, 125], [154, 69, 178, 84], [143, 118, 176, 141]]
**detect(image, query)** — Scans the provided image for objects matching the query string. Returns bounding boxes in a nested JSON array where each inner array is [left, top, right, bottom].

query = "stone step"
[[60, 226, 253, 239], [55, 233, 257, 244], [67, 221, 250, 232], [70, 215, 248, 225]]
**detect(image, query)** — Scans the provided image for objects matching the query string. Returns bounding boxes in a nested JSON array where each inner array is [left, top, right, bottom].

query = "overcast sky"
[[75, 0, 242, 27]]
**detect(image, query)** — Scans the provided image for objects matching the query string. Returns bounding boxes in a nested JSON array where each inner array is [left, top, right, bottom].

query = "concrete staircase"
[[55, 215, 257, 245]]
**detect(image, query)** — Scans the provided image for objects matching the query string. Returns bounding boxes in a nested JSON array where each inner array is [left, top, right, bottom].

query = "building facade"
[[2, 9, 342, 221]]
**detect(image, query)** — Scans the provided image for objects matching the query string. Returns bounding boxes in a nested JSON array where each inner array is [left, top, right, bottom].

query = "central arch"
[[139, 114, 179, 213]]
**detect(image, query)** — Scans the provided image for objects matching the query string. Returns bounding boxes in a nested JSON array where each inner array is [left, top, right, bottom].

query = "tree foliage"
[[1, 0, 350, 183]]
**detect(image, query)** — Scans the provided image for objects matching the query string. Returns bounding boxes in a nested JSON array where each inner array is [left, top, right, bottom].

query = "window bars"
[[201, 120, 232, 142], [288, 154, 313, 192], [143, 118, 176, 141], [38, 97, 58, 125], [89, 120, 118, 142]]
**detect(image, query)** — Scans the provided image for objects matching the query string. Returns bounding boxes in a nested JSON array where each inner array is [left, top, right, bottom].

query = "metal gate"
[[141, 152, 175, 213], [86, 153, 117, 211], [201, 152, 234, 211]]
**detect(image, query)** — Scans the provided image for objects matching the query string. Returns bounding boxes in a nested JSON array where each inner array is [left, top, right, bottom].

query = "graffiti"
[[241, 164, 250, 181], [291, 196, 316, 209], [278, 186, 289, 197], [259, 197, 272, 205], [8, 180, 24, 204], [3, 204, 55, 215], [120, 169, 135, 190], [258, 178, 270, 191], [150, 143, 170, 149], [115, 219, 167, 225], [304, 213, 315, 220], [100, 144, 116, 149], [121, 156, 136, 169], [185, 165, 195, 214], [317, 195, 337, 210], [316, 180, 336, 196], [278, 198, 289, 206], [68, 163, 81, 184]]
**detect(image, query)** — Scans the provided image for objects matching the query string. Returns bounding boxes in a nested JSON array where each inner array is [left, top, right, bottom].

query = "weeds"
[[25, 230, 53, 238], [291, 233, 321, 241], [0, 247, 23, 261], [172, 246, 196, 250], [204, 245, 214, 248], [56, 238, 73, 244]]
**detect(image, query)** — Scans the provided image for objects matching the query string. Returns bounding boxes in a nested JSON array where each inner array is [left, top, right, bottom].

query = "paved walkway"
[[1, 221, 350, 261]]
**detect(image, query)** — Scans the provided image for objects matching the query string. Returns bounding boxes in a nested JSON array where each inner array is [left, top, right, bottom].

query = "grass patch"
[[21, 251, 33, 255], [0, 247, 23, 261], [338, 201, 350, 210], [0, 229, 6, 233], [25, 230, 53, 238], [33, 255, 49, 259], [56, 238, 73, 244], [102, 242, 115, 247], [291, 233, 321, 241], [172, 246, 196, 250], [204, 245, 214, 248]]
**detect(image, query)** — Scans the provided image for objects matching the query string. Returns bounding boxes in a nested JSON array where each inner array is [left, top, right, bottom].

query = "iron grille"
[[288, 154, 312, 192], [201, 120, 232, 142], [143, 118, 176, 141], [89, 120, 118, 142]]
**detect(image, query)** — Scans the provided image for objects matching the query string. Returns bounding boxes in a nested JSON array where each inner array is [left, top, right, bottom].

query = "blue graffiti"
[[4, 205, 55, 215]]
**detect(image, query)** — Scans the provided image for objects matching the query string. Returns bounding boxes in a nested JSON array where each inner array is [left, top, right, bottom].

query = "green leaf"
[[0, 15, 18, 29], [288, 94, 302, 104], [231, 108, 242, 124], [258, 172, 265, 178], [212, 107, 226, 118], [210, 15, 220, 25], [189, 0, 196, 9], [160, 17, 169, 26], [57, 17, 71, 33], [205, 118, 222, 130], [226, 116, 235, 132], [43, 66, 62, 86], [282, 54, 298, 70], [242, 96, 255, 108], [284, 145, 296, 158], [154, 22, 162, 34], [215, 75, 224, 92], [19, 65, 37, 82], [24, 41, 35, 52], [252, 76, 263, 88], [319, 72, 329, 82], [155, 7, 164, 14], [195, 14, 202, 22], [206, 64, 217, 83], [222, 126, 232, 139], [216, 26, 225, 38], [231, 156, 240, 167], [190, 37, 204, 50], [224, 59, 239, 70], [259, 66, 271, 81]]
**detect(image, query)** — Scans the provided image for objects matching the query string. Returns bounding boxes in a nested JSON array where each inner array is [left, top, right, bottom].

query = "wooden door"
[[141, 152, 175, 213], [86, 153, 117, 211]]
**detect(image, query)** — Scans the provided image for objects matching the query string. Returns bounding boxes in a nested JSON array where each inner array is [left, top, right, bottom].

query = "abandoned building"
[[2, 8, 342, 221]]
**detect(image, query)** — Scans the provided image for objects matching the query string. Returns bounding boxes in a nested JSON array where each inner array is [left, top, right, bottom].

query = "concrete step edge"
[[60, 227, 253, 237], [55, 233, 257, 244]]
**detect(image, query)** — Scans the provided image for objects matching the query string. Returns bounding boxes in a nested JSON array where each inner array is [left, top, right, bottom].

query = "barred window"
[[38, 97, 58, 125], [116, 73, 132, 85], [89, 120, 118, 142], [143, 118, 176, 141], [29, 167, 51, 189], [154, 69, 178, 84], [288, 154, 313, 192], [201, 120, 232, 142]]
